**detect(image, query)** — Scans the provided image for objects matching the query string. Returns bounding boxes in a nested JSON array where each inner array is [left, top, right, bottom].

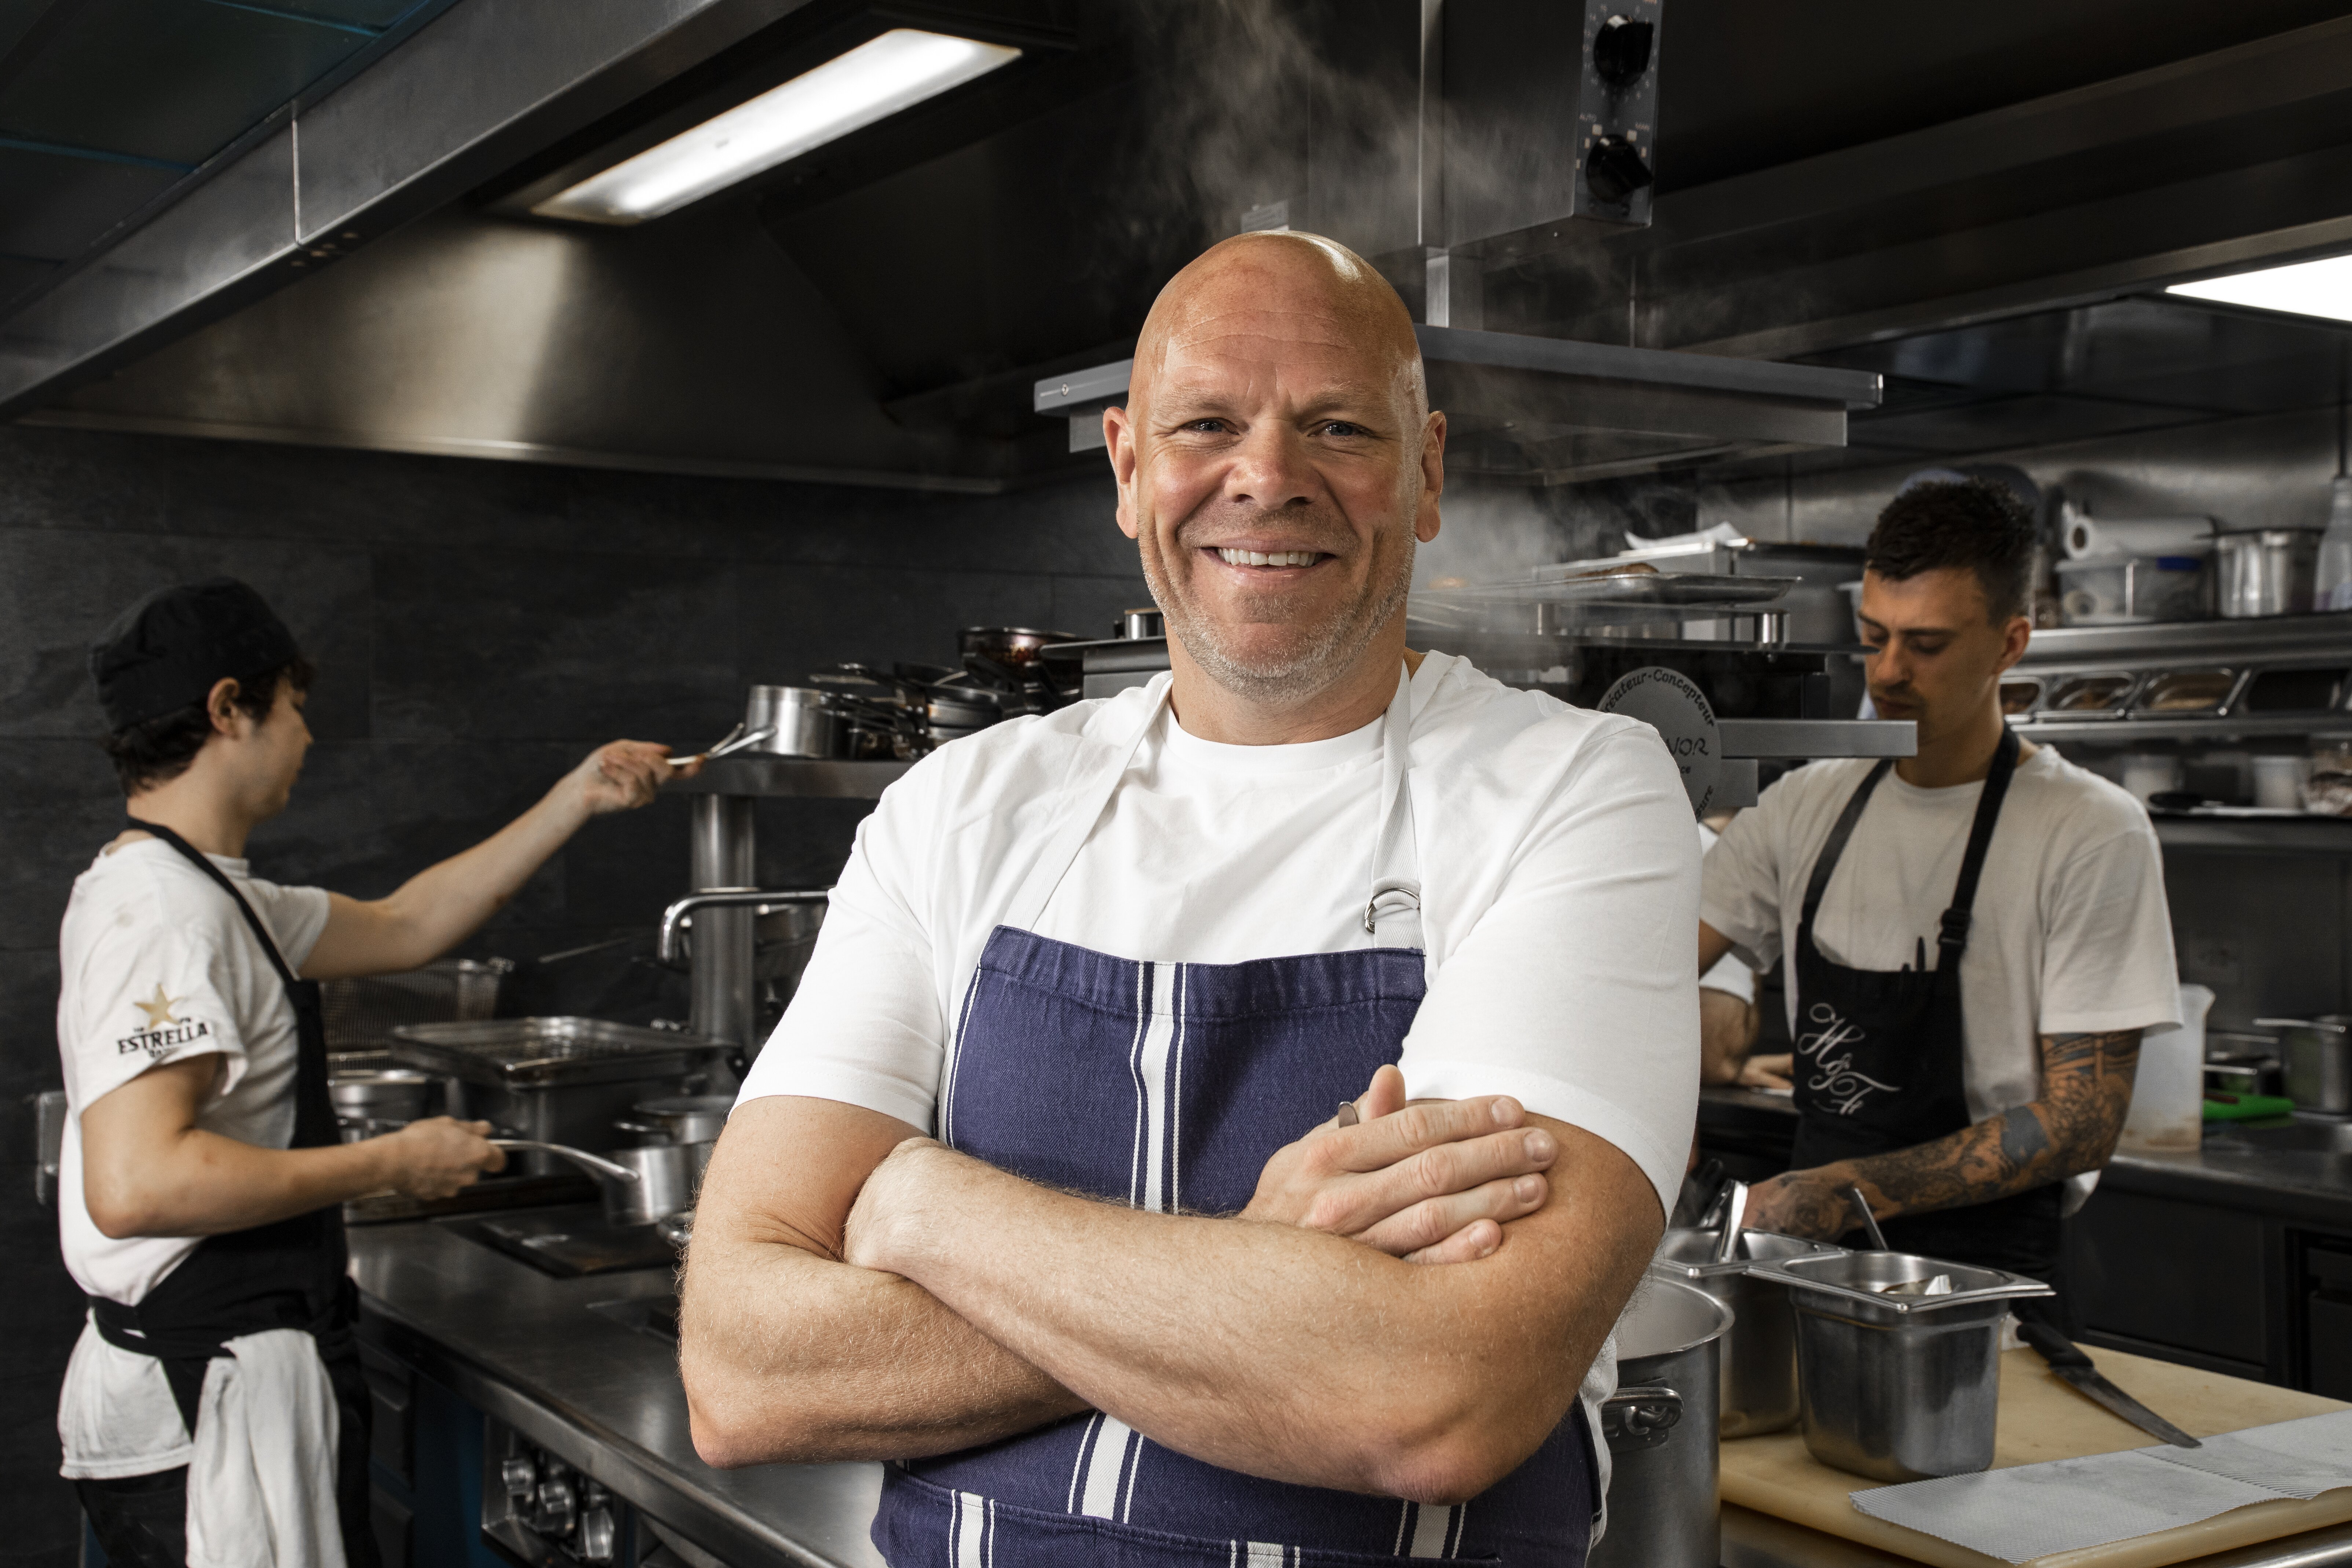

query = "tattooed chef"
[[1700, 475, 2181, 1320]]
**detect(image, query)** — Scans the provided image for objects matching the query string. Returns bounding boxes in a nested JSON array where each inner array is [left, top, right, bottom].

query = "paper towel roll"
[[2062, 512, 2216, 560]]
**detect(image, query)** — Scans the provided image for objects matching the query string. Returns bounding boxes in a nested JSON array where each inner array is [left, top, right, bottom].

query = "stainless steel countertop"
[[1696, 1086, 2352, 1232], [356, 1200, 2352, 1568], [350, 1219, 886, 1568]]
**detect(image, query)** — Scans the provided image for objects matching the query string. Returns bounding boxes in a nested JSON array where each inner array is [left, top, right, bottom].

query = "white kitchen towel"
[[2141, 1410, 2352, 1499], [185, 1328, 345, 1568], [1849, 1451, 2296, 1563]]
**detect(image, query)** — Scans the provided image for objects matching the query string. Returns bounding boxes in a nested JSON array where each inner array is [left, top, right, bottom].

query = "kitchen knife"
[[2017, 1320, 2202, 1448]]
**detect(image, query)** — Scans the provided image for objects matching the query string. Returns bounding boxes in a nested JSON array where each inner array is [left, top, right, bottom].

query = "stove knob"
[[537, 1477, 577, 1536], [500, 1456, 537, 1500], [1593, 15, 1655, 88], [1585, 136, 1655, 205], [576, 1507, 618, 1564]]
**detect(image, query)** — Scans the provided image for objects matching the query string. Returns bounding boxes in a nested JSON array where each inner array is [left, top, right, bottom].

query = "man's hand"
[[567, 739, 693, 815], [1240, 1065, 1554, 1265], [1738, 1052, 1793, 1091], [372, 1116, 505, 1199]]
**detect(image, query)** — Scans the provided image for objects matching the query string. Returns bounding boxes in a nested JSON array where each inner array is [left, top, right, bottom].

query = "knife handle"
[[2018, 1318, 2093, 1368]]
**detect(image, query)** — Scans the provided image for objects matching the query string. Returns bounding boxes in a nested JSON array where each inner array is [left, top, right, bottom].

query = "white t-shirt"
[[54, 836, 330, 1480], [742, 650, 1701, 1215], [1699, 747, 2180, 1203], [1696, 823, 1756, 1005]]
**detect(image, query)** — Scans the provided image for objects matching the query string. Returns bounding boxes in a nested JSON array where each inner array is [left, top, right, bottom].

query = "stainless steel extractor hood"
[[1034, 325, 1884, 484]]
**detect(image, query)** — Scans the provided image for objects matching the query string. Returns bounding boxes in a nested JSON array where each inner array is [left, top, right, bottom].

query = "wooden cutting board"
[[1719, 1345, 2352, 1567]]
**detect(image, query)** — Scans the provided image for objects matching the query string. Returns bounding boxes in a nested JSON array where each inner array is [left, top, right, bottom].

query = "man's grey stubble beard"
[[1143, 528, 1416, 705]]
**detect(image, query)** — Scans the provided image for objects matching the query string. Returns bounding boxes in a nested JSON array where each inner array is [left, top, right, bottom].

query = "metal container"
[[1651, 1228, 1843, 1436], [615, 1094, 730, 1187], [389, 1018, 730, 1177], [743, 685, 849, 758], [1587, 1275, 1732, 1568], [597, 1142, 699, 1226], [2261, 1016, 2352, 1112], [618, 1094, 731, 1144], [2215, 529, 2321, 618], [1749, 1251, 2052, 1482], [328, 1068, 437, 1122], [1118, 608, 1165, 639]]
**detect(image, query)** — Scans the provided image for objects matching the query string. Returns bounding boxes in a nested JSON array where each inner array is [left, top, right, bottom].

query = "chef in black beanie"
[[58, 578, 697, 1568]]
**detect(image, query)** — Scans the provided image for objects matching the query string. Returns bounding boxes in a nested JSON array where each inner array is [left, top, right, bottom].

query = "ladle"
[[1846, 1184, 1889, 1250]]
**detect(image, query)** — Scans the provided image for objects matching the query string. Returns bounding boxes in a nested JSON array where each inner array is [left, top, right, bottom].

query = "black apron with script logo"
[[1786, 728, 2064, 1290], [86, 819, 377, 1567]]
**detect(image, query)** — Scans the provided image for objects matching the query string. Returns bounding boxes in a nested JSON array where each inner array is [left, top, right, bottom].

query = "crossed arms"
[[679, 1069, 1661, 1505], [1697, 923, 2141, 1239]]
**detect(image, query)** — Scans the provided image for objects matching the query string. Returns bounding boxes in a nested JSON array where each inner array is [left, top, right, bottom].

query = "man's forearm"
[[91, 1131, 396, 1238], [680, 1228, 1084, 1466], [850, 1134, 1630, 1503], [1764, 1029, 2142, 1236]]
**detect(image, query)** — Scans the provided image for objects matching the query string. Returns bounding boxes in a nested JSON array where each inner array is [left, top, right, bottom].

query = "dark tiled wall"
[[0, 424, 1140, 1560]]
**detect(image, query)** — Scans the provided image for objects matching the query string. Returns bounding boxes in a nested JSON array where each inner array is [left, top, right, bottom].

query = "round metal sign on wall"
[[1599, 665, 1722, 816]]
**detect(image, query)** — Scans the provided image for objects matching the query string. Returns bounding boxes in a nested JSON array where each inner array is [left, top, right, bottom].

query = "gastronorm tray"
[[388, 1017, 732, 1089]]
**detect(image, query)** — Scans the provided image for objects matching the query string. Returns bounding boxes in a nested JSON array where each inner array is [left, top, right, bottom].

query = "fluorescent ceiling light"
[[2167, 254, 2352, 324], [535, 28, 1020, 225]]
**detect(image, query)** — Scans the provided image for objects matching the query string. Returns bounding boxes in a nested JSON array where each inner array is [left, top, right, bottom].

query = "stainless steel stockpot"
[[1748, 1250, 2052, 1482], [328, 1068, 436, 1127], [1650, 1227, 1843, 1436], [1586, 1274, 1733, 1568], [2215, 529, 2321, 617], [2261, 1016, 2352, 1112]]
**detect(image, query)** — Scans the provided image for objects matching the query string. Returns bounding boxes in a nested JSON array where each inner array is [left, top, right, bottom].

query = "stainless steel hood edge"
[[0, 0, 826, 419], [1031, 326, 1881, 481]]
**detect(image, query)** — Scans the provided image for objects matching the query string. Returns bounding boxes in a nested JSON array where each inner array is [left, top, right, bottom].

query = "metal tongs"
[[665, 723, 774, 767]]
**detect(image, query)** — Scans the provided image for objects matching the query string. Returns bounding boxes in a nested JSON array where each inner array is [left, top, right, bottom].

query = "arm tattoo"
[[1793, 1030, 2143, 1231]]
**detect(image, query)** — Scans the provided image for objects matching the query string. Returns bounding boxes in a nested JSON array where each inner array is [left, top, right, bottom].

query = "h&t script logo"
[[1796, 1001, 1899, 1115], [116, 983, 213, 1058]]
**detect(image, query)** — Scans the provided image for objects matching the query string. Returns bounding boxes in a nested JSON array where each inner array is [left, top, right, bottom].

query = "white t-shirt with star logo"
[[52, 835, 329, 1478]]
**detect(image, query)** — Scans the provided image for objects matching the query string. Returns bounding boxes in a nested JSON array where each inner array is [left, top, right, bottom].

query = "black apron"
[[86, 820, 377, 1568], [1786, 728, 2065, 1292]]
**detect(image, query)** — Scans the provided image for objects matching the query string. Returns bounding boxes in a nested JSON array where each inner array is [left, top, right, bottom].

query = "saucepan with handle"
[[490, 1138, 697, 1225]]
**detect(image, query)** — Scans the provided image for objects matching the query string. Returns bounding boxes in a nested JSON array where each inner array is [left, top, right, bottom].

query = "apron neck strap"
[[1933, 722, 2022, 968], [125, 816, 301, 992], [1363, 664, 1422, 949], [1000, 665, 1424, 949], [1796, 723, 2023, 966]]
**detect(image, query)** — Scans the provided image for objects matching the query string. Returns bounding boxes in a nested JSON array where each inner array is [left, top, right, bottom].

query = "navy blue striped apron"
[[871, 670, 1598, 1567]]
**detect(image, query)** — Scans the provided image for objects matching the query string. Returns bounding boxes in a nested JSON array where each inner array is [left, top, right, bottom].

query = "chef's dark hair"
[[100, 658, 315, 796], [1865, 477, 2036, 624]]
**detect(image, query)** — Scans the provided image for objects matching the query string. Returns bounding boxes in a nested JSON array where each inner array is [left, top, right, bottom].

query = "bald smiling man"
[[681, 233, 1700, 1566]]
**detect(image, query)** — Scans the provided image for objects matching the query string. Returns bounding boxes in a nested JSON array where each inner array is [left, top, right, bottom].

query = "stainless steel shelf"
[[668, 757, 913, 798], [1719, 719, 1915, 758], [2152, 815, 2352, 853], [2019, 613, 2352, 666], [2014, 715, 2352, 743]]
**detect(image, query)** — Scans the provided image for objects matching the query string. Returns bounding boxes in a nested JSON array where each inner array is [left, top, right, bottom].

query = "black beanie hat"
[[89, 578, 300, 733]]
